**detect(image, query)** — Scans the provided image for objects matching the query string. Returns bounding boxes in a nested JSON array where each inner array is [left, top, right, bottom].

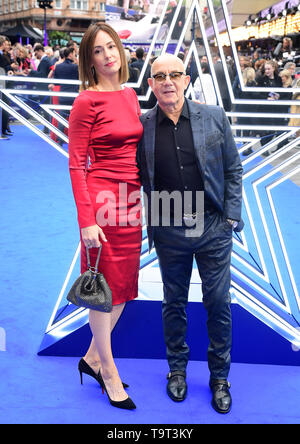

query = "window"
[[70, 0, 89, 10], [55, 0, 62, 7]]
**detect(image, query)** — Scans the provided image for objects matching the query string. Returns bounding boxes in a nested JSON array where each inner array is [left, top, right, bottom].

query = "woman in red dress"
[[68, 23, 143, 410]]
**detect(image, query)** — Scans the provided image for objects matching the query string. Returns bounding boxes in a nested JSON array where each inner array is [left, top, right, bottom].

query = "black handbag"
[[67, 246, 112, 313]]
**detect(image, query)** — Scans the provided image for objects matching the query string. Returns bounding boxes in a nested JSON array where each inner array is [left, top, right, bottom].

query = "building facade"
[[0, 0, 106, 36]]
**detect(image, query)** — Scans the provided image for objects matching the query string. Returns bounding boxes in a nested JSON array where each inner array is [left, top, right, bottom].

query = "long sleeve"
[[68, 92, 97, 229], [221, 107, 243, 222], [132, 87, 142, 116]]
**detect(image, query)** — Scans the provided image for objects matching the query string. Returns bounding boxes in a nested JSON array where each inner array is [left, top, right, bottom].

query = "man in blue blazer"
[[53, 46, 79, 104], [53, 46, 79, 144], [137, 54, 243, 414], [28, 44, 52, 132], [29, 44, 52, 86]]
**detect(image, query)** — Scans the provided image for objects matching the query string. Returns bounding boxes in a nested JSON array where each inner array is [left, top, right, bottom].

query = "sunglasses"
[[152, 71, 185, 82]]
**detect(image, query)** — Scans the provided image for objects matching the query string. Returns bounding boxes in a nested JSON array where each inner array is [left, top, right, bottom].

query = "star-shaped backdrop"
[[0, 0, 299, 353]]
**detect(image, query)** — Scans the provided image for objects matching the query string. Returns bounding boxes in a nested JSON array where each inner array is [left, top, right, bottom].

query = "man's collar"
[[157, 99, 189, 124]]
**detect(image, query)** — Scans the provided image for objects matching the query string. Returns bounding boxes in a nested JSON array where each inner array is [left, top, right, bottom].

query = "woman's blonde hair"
[[78, 22, 128, 91], [19, 47, 28, 58], [279, 69, 293, 87], [243, 67, 256, 85]]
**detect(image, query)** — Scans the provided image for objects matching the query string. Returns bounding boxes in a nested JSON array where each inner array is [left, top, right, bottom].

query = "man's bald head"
[[151, 53, 185, 76]]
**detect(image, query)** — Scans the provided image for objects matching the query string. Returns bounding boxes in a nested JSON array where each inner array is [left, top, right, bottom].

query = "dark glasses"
[[152, 71, 185, 82]]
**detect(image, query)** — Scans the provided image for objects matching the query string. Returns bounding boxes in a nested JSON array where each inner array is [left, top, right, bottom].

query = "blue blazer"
[[29, 56, 52, 90], [137, 99, 244, 251], [53, 59, 79, 93]]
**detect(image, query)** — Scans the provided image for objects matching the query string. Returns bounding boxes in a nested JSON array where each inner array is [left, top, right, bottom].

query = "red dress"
[[68, 87, 143, 305]]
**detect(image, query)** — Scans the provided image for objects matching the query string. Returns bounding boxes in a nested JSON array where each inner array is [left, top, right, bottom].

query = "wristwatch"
[[226, 219, 238, 229]]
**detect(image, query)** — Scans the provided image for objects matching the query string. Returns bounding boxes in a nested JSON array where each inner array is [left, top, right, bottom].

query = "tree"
[[48, 30, 69, 46]]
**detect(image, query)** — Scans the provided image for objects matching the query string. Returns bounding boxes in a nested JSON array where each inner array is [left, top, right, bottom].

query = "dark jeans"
[[154, 211, 233, 380]]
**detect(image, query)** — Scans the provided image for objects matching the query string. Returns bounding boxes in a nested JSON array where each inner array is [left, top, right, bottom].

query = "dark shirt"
[[154, 100, 213, 222], [0, 52, 12, 73], [256, 74, 283, 95]]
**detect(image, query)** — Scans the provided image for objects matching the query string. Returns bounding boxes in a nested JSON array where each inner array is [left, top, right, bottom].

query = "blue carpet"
[[1, 354, 300, 424], [0, 125, 300, 424]]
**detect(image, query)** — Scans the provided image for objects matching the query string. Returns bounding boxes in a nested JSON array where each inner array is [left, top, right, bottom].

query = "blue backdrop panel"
[[38, 300, 300, 366]]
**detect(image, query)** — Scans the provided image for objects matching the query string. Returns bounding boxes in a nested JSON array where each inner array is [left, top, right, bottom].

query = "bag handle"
[[86, 245, 102, 273]]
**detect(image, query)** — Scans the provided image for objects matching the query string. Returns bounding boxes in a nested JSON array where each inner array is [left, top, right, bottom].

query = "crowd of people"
[[0, 33, 299, 152], [0, 36, 81, 138], [232, 55, 300, 155], [189, 42, 300, 156]]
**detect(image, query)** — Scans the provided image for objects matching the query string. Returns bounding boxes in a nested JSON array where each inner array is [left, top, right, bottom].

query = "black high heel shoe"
[[78, 358, 129, 389], [100, 371, 136, 410]]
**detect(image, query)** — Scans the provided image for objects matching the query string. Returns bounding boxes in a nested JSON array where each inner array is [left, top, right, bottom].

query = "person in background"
[[288, 78, 300, 137], [193, 62, 217, 105], [283, 62, 296, 85], [254, 58, 266, 83], [256, 60, 283, 152], [235, 67, 261, 156], [0, 35, 15, 137], [130, 46, 151, 96], [28, 43, 52, 133], [273, 69, 294, 153], [214, 54, 234, 112], [18, 47, 32, 74], [53, 46, 79, 146]]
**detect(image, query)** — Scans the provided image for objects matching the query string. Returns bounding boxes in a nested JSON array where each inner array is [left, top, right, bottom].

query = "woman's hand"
[[81, 225, 107, 249]]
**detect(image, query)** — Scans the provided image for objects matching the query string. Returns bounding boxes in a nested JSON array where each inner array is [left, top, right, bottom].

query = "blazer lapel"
[[143, 106, 157, 190], [187, 100, 206, 181]]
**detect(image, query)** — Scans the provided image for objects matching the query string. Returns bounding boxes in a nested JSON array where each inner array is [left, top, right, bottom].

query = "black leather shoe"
[[167, 370, 187, 402], [210, 379, 232, 414]]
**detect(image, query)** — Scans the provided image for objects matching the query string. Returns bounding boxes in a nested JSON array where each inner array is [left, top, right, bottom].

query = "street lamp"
[[38, 0, 53, 46]]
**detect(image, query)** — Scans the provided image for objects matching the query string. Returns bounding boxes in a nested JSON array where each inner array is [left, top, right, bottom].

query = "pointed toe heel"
[[109, 396, 136, 410], [78, 358, 129, 389], [100, 374, 136, 410]]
